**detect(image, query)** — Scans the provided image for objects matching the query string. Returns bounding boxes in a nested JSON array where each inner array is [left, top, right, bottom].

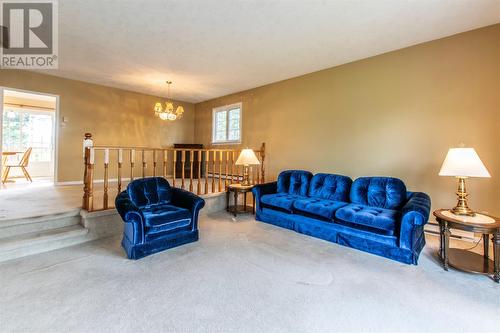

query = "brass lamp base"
[[242, 165, 251, 186], [451, 177, 475, 216]]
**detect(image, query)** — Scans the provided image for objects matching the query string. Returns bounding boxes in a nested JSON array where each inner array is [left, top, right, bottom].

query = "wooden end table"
[[433, 209, 500, 283], [226, 183, 255, 217]]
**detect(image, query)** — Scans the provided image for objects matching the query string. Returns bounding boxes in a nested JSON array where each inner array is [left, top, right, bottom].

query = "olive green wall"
[[194, 24, 500, 215], [0, 70, 195, 182]]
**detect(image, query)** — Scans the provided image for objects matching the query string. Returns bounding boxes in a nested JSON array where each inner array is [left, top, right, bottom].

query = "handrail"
[[82, 133, 266, 212]]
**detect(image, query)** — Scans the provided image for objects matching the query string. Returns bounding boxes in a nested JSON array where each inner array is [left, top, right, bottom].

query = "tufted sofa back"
[[308, 173, 352, 201], [350, 177, 407, 210], [277, 170, 313, 196], [127, 177, 173, 208]]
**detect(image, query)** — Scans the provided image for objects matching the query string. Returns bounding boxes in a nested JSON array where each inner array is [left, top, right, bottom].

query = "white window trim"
[[211, 102, 242, 145]]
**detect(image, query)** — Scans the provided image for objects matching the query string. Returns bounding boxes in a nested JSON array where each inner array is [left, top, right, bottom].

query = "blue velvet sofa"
[[115, 177, 205, 259], [252, 170, 431, 264]]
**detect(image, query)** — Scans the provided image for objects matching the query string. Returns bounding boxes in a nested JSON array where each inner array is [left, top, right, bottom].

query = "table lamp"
[[235, 149, 260, 186], [439, 147, 490, 216]]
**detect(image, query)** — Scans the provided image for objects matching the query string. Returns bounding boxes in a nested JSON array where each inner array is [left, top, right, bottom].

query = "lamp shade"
[[439, 148, 490, 178], [235, 149, 260, 166]]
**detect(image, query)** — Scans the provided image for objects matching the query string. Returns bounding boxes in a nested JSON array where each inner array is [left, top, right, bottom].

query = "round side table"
[[433, 209, 500, 283], [226, 183, 255, 217]]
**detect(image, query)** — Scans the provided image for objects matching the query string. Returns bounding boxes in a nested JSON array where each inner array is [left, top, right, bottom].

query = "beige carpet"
[[0, 212, 499, 332]]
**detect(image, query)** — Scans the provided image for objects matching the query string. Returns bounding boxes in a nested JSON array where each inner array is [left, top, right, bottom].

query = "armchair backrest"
[[308, 173, 352, 201], [350, 177, 407, 210], [277, 170, 312, 196], [127, 177, 172, 208]]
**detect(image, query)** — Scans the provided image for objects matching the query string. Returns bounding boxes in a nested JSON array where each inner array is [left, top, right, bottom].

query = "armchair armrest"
[[171, 188, 206, 213], [115, 191, 145, 244], [252, 181, 277, 212], [171, 188, 205, 231], [399, 192, 431, 250]]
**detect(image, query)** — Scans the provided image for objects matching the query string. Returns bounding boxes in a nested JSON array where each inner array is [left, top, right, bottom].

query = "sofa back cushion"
[[277, 170, 312, 196], [308, 173, 352, 201], [127, 177, 173, 208], [350, 177, 407, 210]]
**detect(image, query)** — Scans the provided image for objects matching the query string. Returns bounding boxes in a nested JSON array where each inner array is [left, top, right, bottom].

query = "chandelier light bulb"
[[158, 113, 168, 120]]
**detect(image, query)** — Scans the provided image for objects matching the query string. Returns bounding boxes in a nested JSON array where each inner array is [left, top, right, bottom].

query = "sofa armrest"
[[399, 192, 431, 249], [115, 191, 145, 244], [252, 181, 277, 212]]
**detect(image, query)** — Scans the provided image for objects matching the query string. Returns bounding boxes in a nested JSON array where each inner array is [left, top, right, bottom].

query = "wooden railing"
[[82, 133, 266, 212]]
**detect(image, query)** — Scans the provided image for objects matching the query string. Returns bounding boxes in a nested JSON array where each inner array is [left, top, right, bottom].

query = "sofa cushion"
[[127, 177, 173, 208], [141, 204, 192, 228], [277, 170, 313, 196], [293, 198, 348, 220], [335, 204, 400, 235], [350, 177, 407, 210], [261, 193, 301, 212], [308, 173, 352, 201]]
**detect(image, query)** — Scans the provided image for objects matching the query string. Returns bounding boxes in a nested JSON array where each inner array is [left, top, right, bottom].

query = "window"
[[212, 103, 241, 144], [2, 107, 55, 163]]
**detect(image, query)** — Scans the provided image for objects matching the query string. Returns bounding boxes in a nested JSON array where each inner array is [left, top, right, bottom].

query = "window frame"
[[2, 106, 56, 163], [211, 102, 242, 145]]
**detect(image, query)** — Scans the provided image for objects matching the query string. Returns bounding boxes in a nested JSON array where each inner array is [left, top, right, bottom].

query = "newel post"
[[82, 133, 94, 210], [260, 142, 265, 183]]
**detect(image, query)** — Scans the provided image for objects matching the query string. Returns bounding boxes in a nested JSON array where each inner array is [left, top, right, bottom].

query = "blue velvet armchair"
[[115, 177, 205, 259]]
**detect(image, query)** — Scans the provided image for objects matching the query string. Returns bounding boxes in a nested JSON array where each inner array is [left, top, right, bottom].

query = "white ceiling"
[[42, 0, 500, 103]]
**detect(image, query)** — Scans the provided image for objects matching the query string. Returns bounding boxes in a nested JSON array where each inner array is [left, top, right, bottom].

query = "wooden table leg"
[[226, 190, 230, 212], [233, 190, 238, 217], [443, 221, 450, 271], [243, 192, 247, 212], [439, 222, 444, 259], [493, 232, 500, 283], [483, 234, 489, 260]]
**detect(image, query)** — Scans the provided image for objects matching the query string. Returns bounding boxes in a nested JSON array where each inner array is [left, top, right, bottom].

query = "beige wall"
[[195, 24, 500, 215], [0, 70, 195, 182]]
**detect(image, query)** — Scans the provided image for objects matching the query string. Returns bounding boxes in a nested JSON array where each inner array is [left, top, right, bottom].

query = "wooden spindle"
[[82, 133, 93, 210], [82, 147, 90, 210], [189, 150, 194, 192], [103, 148, 109, 209], [218, 150, 223, 192], [142, 150, 146, 178], [197, 150, 202, 195], [230, 150, 235, 184], [130, 149, 135, 181], [181, 150, 186, 189], [236, 150, 241, 183], [253, 163, 257, 185], [163, 150, 167, 178], [256, 151, 261, 184], [87, 148, 95, 211], [118, 149, 123, 193], [205, 150, 209, 194], [153, 150, 157, 177], [211, 150, 216, 193], [225, 150, 229, 187], [173, 150, 177, 187], [260, 142, 266, 183]]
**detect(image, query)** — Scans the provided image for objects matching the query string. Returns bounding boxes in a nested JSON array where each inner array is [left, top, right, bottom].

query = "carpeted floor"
[[1, 212, 499, 332]]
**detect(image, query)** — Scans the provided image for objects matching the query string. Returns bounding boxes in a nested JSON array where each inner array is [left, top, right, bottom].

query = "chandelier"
[[154, 81, 184, 121]]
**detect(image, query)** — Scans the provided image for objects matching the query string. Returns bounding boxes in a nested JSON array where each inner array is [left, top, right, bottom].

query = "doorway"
[[0, 88, 58, 187]]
